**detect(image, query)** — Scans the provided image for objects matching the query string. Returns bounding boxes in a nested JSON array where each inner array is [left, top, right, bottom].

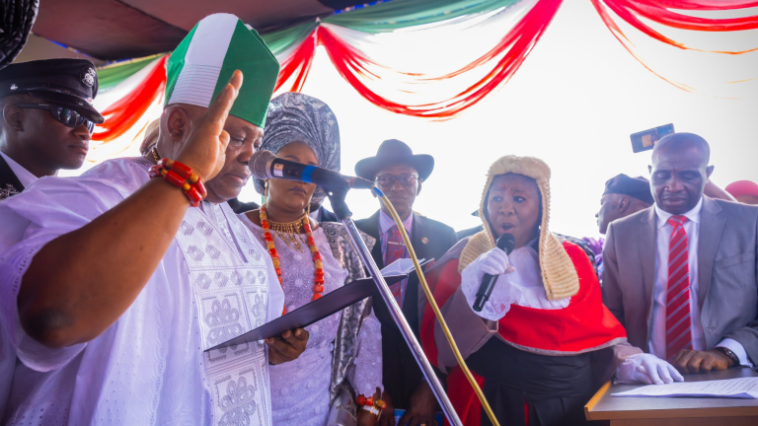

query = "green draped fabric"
[[323, 0, 519, 33], [97, 56, 161, 91], [261, 21, 319, 57], [94, 0, 518, 88]]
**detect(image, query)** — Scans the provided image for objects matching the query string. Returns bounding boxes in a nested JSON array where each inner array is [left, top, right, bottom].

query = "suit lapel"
[[365, 211, 384, 270], [697, 197, 725, 310], [404, 214, 427, 316], [410, 213, 427, 260], [638, 208, 657, 331]]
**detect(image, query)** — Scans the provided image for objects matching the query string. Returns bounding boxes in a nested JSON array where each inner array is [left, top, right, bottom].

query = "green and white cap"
[[165, 13, 280, 128]]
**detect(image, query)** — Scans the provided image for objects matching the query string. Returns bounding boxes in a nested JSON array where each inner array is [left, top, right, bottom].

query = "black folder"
[[206, 274, 407, 351]]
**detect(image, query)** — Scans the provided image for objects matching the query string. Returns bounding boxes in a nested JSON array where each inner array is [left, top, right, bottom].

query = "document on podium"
[[612, 377, 758, 399], [206, 258, 429, 352]]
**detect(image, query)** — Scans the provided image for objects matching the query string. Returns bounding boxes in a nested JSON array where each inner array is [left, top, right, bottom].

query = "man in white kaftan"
[[0, 13, 299, 426], [0, 158, 284, 425]]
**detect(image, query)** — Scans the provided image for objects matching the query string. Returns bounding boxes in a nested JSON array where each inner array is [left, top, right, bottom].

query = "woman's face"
[[267, 141, 319, 214], [485, 173, 541, 249]]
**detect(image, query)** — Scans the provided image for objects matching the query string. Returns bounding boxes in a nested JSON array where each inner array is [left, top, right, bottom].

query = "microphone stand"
[[328, 189, 463, 426]]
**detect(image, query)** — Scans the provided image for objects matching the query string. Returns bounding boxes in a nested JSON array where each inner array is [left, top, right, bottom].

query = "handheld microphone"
[[473, 233, 516, 312], [251, 150, 374, 192]]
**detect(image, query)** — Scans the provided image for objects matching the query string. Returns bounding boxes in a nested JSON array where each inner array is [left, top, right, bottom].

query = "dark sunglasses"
[[16, 103, 95, 133]]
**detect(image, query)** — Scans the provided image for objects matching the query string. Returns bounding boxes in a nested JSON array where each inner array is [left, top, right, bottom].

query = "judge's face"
[[267, 142, 318, 214], [485, 173, 541, 249], [205, 115, 264, 203]]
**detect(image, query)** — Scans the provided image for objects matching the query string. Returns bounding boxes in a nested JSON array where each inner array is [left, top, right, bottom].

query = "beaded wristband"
[[356, 395, 385, 418], [148, 158, 207, 207]]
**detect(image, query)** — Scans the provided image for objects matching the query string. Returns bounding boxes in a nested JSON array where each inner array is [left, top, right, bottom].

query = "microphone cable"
[[373, 187, 501, 426]]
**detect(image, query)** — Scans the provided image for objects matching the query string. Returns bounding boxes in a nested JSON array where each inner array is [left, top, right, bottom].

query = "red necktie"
[[386, 226, 406, 305], [665, 215, 693, 361]]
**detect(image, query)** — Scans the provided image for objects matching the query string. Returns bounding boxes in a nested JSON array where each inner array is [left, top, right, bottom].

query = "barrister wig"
[[459, 155, 580, 301]]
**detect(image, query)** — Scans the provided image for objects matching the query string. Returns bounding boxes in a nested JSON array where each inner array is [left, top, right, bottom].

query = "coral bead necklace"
[[260, 204, 325, 315]]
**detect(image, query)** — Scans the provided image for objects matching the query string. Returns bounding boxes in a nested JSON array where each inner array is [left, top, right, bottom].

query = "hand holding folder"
[[206, 258, 430, 352]]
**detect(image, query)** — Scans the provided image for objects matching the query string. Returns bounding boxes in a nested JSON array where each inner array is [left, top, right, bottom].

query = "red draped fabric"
[[92, 0, 758, 143], [93, 56, 168, 142], [592, 0, 758, 53], [275, 31, 318, 93], [316, 0, 564, 118]]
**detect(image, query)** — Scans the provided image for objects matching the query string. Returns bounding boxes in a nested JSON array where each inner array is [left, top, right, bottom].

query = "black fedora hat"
[[355, 139, 434, 181]]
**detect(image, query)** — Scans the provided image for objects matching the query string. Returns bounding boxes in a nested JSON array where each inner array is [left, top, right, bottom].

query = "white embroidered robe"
[[0, 158, 283, 426]]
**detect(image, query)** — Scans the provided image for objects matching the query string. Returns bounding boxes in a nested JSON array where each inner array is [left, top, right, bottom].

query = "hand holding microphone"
[[473, 234, 516, 312]]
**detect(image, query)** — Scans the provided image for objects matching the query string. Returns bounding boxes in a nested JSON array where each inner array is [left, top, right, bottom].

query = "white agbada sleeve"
[[1, 158, 282, 426], [0, 159, 149, 373]]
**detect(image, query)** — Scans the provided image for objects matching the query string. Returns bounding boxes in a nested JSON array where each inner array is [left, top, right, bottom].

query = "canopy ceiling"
[[26, 0, 368, 61]]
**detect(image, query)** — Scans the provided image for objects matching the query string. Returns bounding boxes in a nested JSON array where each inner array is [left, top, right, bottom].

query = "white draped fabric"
[[0, 158, 284, 425]]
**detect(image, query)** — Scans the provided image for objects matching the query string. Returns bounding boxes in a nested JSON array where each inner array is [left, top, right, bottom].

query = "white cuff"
[[461, 265, 512, 322], [716, 338, 753, 368]]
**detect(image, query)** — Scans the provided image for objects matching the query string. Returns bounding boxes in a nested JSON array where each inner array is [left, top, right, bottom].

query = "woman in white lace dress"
[[239, 93, 383, 426]]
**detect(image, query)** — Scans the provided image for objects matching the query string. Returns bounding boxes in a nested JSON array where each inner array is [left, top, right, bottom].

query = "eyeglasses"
[[375, 173, 419, 188], [16, 103, 95, 133]]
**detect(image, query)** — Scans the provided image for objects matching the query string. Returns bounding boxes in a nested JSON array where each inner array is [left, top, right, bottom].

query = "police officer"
[[0, 58, 104, 200]]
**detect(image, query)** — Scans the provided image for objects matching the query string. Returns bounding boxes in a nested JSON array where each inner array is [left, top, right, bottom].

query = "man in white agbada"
[[0, 14, 309, 425]]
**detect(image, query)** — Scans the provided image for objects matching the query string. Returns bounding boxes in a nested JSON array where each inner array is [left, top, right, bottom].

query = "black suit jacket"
[[317, 206, 339, 223], [0, 155, 24, 200], [355, 210, 458, 408]]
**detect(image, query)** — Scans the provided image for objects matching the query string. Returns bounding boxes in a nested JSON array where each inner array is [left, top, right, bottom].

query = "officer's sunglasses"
[[16, 103, 96, 133]]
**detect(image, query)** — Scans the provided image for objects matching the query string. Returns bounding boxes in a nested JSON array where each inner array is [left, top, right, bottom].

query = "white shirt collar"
[[655, 196, 703, 228], [0, 151, 38, 188]]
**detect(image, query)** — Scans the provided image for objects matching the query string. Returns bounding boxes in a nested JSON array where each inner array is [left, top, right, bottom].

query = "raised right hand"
[[176, 70, 242, 180]]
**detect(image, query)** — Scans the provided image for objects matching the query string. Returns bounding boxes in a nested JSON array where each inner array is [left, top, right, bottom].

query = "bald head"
[[649, 133, 714, 214], [652, 132, 710, 167]]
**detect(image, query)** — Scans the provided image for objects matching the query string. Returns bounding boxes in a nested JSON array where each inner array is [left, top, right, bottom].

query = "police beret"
[[603, 174, 654, 205], [0, 58, 104, 123]]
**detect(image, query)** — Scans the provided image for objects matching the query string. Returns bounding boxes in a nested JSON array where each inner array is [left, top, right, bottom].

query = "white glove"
[[615, 353, 684, 385], [461, 248, 516, 321], [473, 248, 516, 280]]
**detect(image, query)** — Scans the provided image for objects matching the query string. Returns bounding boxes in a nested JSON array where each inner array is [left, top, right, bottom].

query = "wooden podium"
[[585, 367, 758, 426]]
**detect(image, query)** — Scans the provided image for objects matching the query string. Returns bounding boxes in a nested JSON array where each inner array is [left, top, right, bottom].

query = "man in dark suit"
[[604, 133, 758, 384], [0, 59, 104, 200], [354, 139, 457, 426]]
